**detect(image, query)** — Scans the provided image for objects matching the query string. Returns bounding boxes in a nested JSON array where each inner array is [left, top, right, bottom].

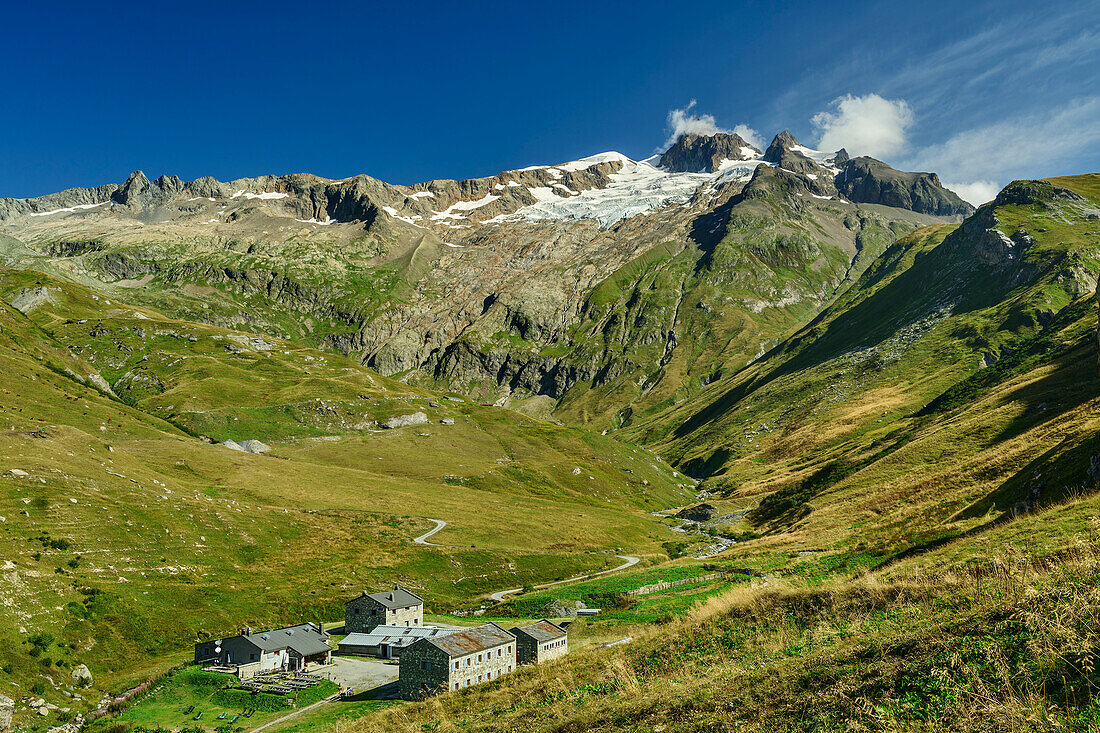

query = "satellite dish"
[[214, 645, 222, 654]]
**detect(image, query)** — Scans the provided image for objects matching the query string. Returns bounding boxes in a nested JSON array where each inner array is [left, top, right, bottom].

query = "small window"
[[420, 660, 428, 671], [453, 683, 459, 690], [353, 608, 360, 614], [477, 654, 482, 662], [477, 674, 482, 682], [370, 609, 377, 616], [454, 661, 459, 670]]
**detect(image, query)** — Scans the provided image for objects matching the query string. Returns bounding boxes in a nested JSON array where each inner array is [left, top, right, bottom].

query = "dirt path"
[[412, 518, 448, 545], [489, 555, 641, 602], [249, 695, 337, 733]]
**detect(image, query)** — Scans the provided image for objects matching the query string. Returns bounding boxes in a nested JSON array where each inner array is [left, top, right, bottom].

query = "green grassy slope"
[[0, 275, 691, 729], [614, 175, 1100, 567], [340, 172, 1100, 733]]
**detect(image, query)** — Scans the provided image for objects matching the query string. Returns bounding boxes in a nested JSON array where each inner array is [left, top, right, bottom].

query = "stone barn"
[[510, 620, 568, 664], [345, 586, 424, 633], [398, 623, 516, 699]]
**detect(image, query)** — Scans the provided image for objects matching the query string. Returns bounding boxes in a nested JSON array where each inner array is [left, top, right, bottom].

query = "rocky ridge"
[[0, 131, 974, 428]]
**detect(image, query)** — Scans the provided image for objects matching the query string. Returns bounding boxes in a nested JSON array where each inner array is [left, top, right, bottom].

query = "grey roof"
[[339, 626, 454, 648], [511, 619, 567, 643], [349, 586, 424, 610], [245, 623, 331, 657], [423, 623, 515, 657]]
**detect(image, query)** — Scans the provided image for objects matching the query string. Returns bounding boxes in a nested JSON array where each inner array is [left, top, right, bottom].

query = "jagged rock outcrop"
[[762, 131, 822, 175], [660, 133, 759, 173], [0, 694, 13, 733], [836, 157, 974, 217]]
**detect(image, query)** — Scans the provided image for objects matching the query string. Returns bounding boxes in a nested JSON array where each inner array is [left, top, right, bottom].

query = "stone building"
[[510, 619, 568, 664], [345, 585, 424, 633], [398, 622, 516, 699], [194, 622, 331, 677]]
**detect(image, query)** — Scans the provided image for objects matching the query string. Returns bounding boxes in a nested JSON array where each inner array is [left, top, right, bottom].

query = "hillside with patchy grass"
[[0, 275, 691, 729], [341, 174, 1100, 731]]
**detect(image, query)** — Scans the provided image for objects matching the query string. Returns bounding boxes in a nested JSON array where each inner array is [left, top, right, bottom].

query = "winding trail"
[[489, 555, 641, 602], [413, 518, 448, 546]]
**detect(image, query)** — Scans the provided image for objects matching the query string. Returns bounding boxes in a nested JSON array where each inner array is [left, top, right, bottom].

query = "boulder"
[[440, 418, 455, 426], [548, 599, 586, 617], [70, 664, 93, 687], [219, 439, 246, 452], [237, 440, 271, 454], [676, 503, 717, 522], [0, 694, 13, 733], [5, 469, 28, 478], [380, 412, 428, 429]]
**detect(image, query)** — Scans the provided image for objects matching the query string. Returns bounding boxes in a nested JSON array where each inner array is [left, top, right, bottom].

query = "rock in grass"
[[219, 439, 270, 454], [5, 469, 28, 478], [0, 694, 13, 733], [70, 664, 93, 687], [380, 412, 428, 429]]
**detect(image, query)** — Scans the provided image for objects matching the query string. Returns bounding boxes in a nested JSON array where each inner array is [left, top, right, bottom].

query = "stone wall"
[[398, 644, 450, 699], [399, 639, 517, 699]]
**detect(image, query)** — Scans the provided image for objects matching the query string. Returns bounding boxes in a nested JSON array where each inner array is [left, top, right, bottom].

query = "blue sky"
[[2, 0, 1097, 203]]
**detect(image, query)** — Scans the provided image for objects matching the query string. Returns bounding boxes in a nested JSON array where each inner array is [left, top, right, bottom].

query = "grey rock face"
[[0, 694, 13, 733], [219, 439, 246, 452], [660, 133, 759, 173], [237, 440, 271, 454], [836, 157, 974, 217], [381, 412, 428, 429], [762, 131, 820, 175], [676, 503, 716, 522], [70, 664, 93, 687]]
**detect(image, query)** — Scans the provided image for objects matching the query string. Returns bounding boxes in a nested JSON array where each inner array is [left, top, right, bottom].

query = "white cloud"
[[663, 100, 727, 148], [811, 94, 914, 158], [662, 101, 764, 153], [942, 180, 1000, 206], [733, 124, 764, 151], [908, 96, 1100, 183]]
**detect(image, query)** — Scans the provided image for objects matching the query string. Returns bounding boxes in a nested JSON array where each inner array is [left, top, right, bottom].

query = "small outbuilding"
[[510, 620, 568, 664], [345, 586, 424, 634]]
